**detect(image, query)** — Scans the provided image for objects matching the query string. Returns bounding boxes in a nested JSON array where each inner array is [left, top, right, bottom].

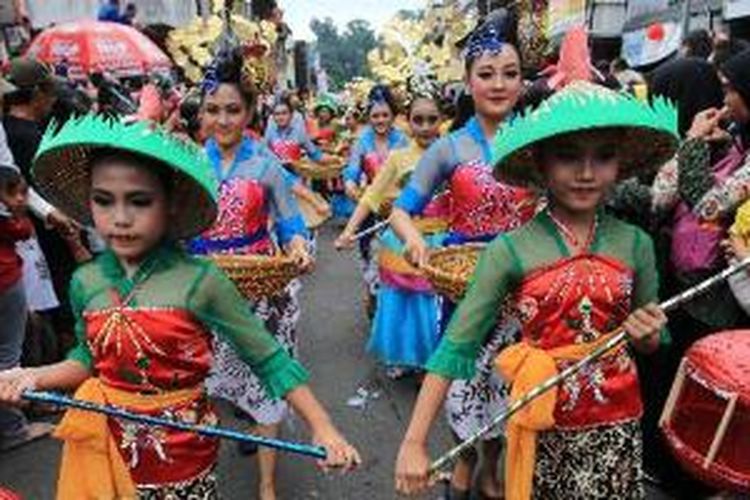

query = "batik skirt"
[[444, 317, 516, 441], [532, 419, 645, 499], [206, 279, 301, 425], [138, 467, 218, 499]]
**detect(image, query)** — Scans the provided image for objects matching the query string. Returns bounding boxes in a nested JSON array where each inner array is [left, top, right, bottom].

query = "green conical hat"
[[313, 94, 338, 115], [492, 81, 679, 187], [33, 114, 218, 238]]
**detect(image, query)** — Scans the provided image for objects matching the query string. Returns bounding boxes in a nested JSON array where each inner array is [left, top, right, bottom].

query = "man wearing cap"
[[2, 57, 80, 370], [4, 58, 58, 173]]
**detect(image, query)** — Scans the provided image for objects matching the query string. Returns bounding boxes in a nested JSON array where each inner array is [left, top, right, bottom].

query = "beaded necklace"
[[547, 208, 598, 253]]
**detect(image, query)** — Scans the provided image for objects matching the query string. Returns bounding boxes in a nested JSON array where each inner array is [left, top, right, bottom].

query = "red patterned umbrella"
[[0, 487, 21, 500], [25, 20, 172, 79]]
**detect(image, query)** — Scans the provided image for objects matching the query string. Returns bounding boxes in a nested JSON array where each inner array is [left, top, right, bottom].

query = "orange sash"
[[55, 378, 200, 499], [495, 331, 621, 500]]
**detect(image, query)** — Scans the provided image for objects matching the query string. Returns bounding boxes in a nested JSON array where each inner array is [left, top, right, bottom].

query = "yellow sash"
[[378, 248, 423, 277], [414, 217, 448, 235], [55, 378, 200, 500]]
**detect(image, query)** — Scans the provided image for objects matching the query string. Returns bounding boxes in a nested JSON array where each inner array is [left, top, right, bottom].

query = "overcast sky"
[[278, 0, 426, 41]]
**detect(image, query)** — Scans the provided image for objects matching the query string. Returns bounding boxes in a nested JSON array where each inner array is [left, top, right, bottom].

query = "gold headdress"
[[367, 4, 473, 87], [167, 2, 277, 91]]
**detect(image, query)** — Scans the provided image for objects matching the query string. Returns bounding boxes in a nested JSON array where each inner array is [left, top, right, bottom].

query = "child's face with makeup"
[[541, 131, 621, 214], [89, 160, 170, 265]]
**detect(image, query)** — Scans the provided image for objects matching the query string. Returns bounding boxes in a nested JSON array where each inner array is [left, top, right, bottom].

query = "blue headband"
[[200, 62, 219, 95]]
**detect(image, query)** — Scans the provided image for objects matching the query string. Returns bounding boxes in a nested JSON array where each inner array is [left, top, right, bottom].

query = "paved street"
[[0, 224, 675, 499]]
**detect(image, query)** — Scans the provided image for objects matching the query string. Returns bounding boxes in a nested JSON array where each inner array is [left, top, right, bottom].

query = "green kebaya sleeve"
[[426, 234, 521, 379], [632, 228, 671, 345], [190, 261, 309, 398], [64, 273, 94, 369]]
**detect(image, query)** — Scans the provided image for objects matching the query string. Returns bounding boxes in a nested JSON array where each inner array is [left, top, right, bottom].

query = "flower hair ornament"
[[461, 8, 515, 61], [368, 85, 390, 107], [406, 63, 441, 106], [366, 84, 397, 114]]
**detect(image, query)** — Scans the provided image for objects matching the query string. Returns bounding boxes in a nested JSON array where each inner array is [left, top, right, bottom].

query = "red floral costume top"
[[66, 245, 308, 485], [395, 117, 536, 243], [265, 122, 323, 164], [188, 137, 307, 256], [343, 125, 410, 186], [427, 211, 667, 429]]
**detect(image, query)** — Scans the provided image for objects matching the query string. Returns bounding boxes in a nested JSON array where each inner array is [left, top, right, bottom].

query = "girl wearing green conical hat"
[[0, 115, 360, 498], [395, 81, 679, 499], [311, 94, 341, 153]]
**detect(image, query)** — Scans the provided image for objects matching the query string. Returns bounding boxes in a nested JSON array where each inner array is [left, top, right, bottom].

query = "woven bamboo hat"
[[32, 114, 218, 238], [492, 81, 679, 187], [313, 94, 338, 116]]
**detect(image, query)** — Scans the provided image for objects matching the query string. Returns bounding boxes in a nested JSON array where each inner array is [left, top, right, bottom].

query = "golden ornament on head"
[[167, 10, 278, 87]]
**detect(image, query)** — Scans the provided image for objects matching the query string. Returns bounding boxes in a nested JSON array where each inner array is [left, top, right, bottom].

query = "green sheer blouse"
[[426, 210, 666, 380], [66, 244, 309, 398]]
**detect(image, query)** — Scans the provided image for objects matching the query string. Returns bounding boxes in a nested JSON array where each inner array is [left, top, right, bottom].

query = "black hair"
[[465, 42, 522, 74], [462, 9, 521, 73], [407, 94, 440, 118], [272, 94, 293, 113], [90, 72, 105, 87], [90, 148, 175, 196], [712, 37, 750, 68], [49, 82, 93, 131], [179, 91, 203, 139], [683, 29, 713, 59], [0, 166, 26, 197], [206, 48, 257, 110], [3, 88, 35, 107], [450, 90, 475, 132], [366, 84, 398, 116]]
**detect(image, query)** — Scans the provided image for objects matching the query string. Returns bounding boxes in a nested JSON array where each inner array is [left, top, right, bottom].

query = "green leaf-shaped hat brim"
[[32, 114, 218, 239], [492, 81, 680, 187]]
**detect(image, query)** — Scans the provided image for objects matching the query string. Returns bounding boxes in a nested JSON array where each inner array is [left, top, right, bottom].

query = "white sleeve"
[[28, 187, 56, 220], [0, 123, 15, 167]]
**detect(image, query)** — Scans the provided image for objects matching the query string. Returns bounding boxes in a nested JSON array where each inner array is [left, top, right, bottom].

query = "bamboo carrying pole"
[[22, 390, 327, 460], [351, 219, 389, 241], [429, 256, 750, 474]]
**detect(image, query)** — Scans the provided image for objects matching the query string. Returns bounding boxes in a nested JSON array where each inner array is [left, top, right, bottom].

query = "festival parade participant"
[[335, 73, 447, 376], [343, 84, 409, 318], [311, 94, 341, 153], [0, 114, 360, 498], [265, 94, 336, 168], [185, 47, 329, 500], [395, 81, 678, 499], [264, 93, 335, 255], [389, 11, 536, 497]]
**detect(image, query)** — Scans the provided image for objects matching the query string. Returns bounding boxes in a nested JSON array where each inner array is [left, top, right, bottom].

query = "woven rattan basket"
[[297, 191, 331, 229], [292, 158, 345, 180], [212, 254, 302, 302], [422, 243, 486, 302]]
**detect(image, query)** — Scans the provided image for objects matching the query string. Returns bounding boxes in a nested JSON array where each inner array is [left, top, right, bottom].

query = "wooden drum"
[[659, 330, 750, 492]]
